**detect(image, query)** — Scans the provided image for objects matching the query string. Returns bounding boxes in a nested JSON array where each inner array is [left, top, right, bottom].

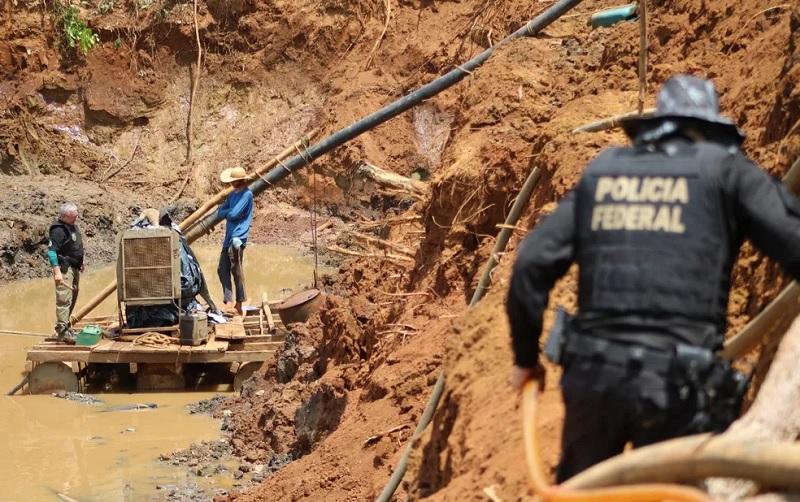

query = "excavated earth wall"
[[2, 0, 799, 501]]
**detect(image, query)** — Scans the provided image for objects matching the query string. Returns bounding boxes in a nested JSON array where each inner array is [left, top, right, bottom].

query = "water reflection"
[[0, 244, 327, 334], [0, 244, 330, 500]]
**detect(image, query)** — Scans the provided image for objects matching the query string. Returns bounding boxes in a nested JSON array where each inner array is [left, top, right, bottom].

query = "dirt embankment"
[[215, 1, 800, 502], [3, 0, 800, 501]]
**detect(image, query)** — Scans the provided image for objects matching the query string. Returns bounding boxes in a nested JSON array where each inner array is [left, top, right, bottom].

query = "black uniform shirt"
[[508, 139, 800, 368], [48, 219, 84, 268]]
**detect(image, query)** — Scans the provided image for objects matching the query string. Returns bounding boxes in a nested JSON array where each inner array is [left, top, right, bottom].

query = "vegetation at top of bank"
[[51, 0, 100, 56]]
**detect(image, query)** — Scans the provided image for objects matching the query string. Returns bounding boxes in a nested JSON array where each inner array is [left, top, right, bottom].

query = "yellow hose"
[[522, 381, 712, 502]]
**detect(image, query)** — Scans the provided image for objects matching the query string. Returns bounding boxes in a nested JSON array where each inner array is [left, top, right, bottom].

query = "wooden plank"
[[214, 323, 246, 340], [235, 335, 276, 343], [27, 350, 91, 363], [34, 343, 92, 352], [263, 301, 275, 331], [182, 339, 227, 354], [91, 339, 116, 353], [238, 341, 283, 351], [195, 340, 229, 354], [121, 342, 180, 355], [26, 349, 278, 364], [121, 325, 179, 335]]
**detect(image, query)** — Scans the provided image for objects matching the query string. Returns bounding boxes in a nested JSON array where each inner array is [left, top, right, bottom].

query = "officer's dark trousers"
[[556, 357, 697, 483]]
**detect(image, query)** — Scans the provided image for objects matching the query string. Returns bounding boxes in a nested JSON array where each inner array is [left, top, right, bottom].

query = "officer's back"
[[507, 74, 800, 482]]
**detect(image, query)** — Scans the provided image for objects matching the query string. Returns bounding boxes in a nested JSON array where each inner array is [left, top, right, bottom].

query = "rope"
[[293, 137, 320, 288], [131, 332, 177, 349]]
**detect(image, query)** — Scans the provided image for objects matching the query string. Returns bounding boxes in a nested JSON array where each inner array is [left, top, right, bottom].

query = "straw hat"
[[220, 166, 250, 183], [140, 208, 160, 226]]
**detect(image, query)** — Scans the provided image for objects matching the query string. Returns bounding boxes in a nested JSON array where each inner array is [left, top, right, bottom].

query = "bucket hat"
[[220, 166, 250, 183], [621, 75, 745, 145]]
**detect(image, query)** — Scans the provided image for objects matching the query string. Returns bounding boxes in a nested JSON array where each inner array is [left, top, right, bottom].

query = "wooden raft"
[[25, 310, 285, 366]]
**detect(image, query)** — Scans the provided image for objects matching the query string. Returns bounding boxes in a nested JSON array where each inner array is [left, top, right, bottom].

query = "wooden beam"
[[27, 350, 276, 364], [359, 161, 427, 194]]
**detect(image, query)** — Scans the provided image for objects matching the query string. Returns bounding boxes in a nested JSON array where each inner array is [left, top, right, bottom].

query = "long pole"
[[75, 0, 585, 322], [70, 130, 319, 324], [637, 0, 648, 114], [185, 0, 585, 243]]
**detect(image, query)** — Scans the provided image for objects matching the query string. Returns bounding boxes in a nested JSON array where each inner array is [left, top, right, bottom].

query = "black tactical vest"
[[50, 220, 84, 268], [574, 142, 738, 336]]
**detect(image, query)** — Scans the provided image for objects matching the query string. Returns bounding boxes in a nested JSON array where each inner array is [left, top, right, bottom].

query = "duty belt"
[[564, 334, 673, 374]]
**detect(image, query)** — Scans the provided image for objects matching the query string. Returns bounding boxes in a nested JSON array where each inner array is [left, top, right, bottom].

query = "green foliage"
[[97, 1, 114, 13], [52, 0, 100, 56]]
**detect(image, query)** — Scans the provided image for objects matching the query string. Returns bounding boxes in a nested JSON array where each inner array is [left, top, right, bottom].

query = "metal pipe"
[[187, 0, 585, 243]]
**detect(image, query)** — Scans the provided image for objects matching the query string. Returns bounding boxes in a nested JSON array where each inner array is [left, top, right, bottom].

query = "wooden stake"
[[186, 0, 202, 163], [359, 161, 426, 194], [363, 423, 409, 446], [344, 231, 416, 257], [364, 0, 391, 69], [573, 108, 657, 134], [637, 0, 648, 115], [327, 245, 414, 263]]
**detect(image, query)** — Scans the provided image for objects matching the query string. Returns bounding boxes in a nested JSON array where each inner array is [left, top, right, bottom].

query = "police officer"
[[506, 75, 800, 482], [48, 202, 84, 344]]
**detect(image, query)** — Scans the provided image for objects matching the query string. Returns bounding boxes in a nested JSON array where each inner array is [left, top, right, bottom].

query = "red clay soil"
[[2, 0, 799, 501], [218, 1, 800, 501]]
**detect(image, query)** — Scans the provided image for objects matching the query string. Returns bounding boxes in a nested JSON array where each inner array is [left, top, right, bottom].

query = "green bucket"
[[76, 324, 102, 346]]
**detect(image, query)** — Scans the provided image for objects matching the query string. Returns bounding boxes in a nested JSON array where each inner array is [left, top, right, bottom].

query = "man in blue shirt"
[[217, 167, 254, 315]]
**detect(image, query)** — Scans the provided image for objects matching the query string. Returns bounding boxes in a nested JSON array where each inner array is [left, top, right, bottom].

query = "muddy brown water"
[[0, 245, 330, 501]]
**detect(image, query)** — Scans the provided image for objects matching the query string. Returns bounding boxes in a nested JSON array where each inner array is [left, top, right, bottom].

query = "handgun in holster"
[[544, 307, 572, 365], [674, 344, 751, 433]]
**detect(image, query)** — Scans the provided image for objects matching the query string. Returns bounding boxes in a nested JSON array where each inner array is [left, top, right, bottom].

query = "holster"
[[58, 254, 80, 272], [673, 346, 750, 433], [544, 307, 571, 365]]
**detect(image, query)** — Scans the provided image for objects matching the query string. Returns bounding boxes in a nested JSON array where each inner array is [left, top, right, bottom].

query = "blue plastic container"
[[590, 4, 638, 29]]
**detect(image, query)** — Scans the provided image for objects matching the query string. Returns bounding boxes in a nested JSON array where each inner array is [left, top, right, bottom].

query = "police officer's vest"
[[574, 142, 737, 335], [50, 220, 84, 268]]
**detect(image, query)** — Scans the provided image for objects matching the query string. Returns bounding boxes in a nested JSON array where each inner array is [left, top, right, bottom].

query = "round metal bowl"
[[276, 288, 325, 326]]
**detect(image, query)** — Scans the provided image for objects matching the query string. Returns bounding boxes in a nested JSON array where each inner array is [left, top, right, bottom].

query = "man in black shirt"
[[47, 202, 85, 344], [507, 75, 800, 481]]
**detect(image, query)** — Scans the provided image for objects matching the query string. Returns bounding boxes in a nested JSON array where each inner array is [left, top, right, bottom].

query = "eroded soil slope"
[[3, 0, 799, 501], [215, 1, 800, 502]]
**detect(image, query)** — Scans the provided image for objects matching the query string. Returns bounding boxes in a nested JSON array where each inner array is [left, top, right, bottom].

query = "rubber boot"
[[57, 323, 77, 345]]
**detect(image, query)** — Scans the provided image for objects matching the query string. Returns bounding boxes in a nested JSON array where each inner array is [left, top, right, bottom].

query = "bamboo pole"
[[723, 155, 800, 358], [6, 375, 29, 396], [573, 108, 656, 133], [180, 129, 319, 232], [637, 1, 648, 115], [70, 130, 317, 324], [0, 329, 49, 338], [185, 0, 202, 163]]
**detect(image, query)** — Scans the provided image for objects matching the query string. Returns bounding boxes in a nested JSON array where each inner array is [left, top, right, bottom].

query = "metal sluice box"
[[117, 227, 181, 306]]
